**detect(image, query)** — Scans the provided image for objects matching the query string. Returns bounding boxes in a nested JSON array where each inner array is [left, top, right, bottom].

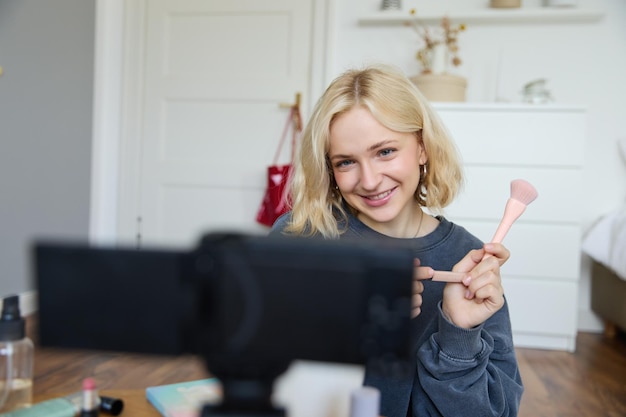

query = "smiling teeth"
[[367, 190, 392, 200]]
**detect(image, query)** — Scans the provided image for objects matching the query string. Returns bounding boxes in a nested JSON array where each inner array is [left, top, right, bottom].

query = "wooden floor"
[[515, 331, 626, 417], [28, 317, 626, 417]]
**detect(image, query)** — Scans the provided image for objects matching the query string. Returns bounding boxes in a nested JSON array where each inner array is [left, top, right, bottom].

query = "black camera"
[[34, 232, 414, 417]]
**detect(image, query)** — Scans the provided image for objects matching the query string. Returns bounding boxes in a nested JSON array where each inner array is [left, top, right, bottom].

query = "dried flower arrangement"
[[407, 9, 466, 74]]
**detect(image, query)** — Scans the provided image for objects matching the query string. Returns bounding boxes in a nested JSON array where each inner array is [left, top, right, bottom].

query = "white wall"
[[328, 0, 626, 333]]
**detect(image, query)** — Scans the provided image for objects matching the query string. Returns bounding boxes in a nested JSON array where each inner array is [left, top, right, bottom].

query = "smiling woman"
[[269, 64, 522, 417]]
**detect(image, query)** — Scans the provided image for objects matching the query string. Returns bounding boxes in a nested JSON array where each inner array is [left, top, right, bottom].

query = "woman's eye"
[[379, 148, 395, 157], [334, 160, 353, 168]]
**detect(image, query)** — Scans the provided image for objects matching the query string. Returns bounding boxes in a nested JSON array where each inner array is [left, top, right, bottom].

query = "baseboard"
[[513, 332, 576, 352], [0, 290, 38, 317]]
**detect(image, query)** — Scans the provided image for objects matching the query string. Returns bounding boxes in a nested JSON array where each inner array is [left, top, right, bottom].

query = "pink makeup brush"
[[491, 179, 538, 243], [432, 179, 538, 282]]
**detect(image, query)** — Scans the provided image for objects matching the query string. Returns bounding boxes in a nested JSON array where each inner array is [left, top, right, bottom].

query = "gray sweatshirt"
[[270, 212, 523, 417]]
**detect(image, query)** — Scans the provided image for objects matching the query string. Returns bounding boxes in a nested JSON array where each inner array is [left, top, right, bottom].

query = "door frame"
[[89, 0, 335, 244]]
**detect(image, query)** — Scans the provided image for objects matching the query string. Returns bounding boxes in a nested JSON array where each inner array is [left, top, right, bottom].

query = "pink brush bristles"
[[432, 179, 538, 282], [491, 179, 538, 243], [510, 179, 539, 205]]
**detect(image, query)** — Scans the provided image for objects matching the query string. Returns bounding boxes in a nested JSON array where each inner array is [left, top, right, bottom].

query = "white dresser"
[[433, 103, 586, 352]]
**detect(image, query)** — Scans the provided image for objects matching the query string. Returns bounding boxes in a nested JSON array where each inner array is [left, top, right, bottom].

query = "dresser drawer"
[[446, 166, 583, 223], [435, 105, 586, 167], [505, 278, 578, 341], [446, 221, 582, 280]]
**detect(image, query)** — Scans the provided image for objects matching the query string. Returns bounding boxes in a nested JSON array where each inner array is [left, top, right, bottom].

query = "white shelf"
[[358, 8, 605, 25], [431, 102, 587, 112]]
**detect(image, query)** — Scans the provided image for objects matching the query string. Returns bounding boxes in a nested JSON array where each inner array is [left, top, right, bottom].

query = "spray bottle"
[[0, 295, 34, 413]]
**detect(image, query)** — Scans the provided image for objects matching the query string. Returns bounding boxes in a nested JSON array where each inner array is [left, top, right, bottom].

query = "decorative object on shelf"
[[410, 73, 467, 102], [543, 0, 577, 7], [408, 9, 465, 74], [381, 0, 402, 11], [490, 0, 522, 8], [520, 79, 553, 103], [407, 9, 467, 102]]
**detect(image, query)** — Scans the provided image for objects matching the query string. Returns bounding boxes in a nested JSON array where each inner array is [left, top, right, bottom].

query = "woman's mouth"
[[361, 188, 395, 206]]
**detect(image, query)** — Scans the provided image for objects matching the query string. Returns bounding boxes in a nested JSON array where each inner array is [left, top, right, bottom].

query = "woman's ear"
[[415, 131, 428, 165], [418, 140, 428, 165]]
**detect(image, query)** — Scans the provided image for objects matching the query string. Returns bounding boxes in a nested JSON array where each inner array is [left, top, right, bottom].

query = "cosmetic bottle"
[[0, 295, 34, 413]]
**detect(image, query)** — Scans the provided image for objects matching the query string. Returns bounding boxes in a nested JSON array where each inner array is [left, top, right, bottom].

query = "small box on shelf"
[[490, 0, 522, 8]]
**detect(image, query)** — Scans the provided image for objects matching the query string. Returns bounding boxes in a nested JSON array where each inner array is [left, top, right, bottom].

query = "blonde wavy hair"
[[285, 64, 463, 238]]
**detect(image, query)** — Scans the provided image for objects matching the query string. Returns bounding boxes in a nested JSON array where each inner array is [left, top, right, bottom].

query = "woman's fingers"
[[412, 259, 428, 317]]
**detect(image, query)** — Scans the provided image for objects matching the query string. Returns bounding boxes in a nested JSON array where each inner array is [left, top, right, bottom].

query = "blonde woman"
[[270, 64, 523, 416]]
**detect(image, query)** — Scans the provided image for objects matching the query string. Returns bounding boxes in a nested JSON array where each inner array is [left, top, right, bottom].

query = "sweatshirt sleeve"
[[414, 301, 524, 417]]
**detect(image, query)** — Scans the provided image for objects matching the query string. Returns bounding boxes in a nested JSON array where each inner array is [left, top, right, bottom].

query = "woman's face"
[[328, 106, 427, 233]]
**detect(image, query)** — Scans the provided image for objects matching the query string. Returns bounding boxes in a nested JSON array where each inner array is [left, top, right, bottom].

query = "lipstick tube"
[[78, 378, 98, 417]]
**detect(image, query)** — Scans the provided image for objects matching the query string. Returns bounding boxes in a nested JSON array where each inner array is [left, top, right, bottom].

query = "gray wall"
[[0, 0, 95, 297]]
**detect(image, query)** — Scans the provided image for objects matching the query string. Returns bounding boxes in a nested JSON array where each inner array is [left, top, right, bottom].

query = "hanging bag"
[[255, 104, 302, 227]]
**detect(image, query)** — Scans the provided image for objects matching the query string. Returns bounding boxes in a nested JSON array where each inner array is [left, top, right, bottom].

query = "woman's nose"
[[359, 162, 381, 190]]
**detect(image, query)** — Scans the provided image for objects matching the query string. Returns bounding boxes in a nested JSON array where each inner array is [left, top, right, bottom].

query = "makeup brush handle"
[[431, 270, 466, 282], [491, 198, 527, 243], [430, 196, 530, 283]]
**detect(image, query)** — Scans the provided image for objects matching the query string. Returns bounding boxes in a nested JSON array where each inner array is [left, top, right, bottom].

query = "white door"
[[120, 0, 323, 248]]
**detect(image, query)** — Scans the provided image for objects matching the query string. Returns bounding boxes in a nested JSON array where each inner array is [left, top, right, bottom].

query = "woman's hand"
[[442, 243, 510, 328], [412, 258, 433, 318]]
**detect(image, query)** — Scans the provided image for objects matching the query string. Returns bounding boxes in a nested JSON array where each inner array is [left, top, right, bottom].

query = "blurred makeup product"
[[98, 397, 123, 416], [0, 390, 123, 417], [79, 378, 98, 417], [0, 295, 34, 413], [349, 386, 380, 417], [0, 394, 79, 417]]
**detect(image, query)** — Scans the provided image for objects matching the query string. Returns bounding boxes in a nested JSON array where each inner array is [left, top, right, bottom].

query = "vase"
[[410, 73, 467, 102], [430, 44, 448, 75]]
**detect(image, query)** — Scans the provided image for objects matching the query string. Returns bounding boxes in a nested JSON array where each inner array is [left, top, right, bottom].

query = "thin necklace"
[[413, 208, 424, 238]]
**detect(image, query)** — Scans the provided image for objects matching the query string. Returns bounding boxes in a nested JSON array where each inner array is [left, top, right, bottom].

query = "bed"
[[583, 204, 626, 335], [583, 205, 626, 336], [582, 138, 626, 336]]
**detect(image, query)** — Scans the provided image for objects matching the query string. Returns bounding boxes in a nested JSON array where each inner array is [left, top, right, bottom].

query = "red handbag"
[[256, 105, 302, 227]]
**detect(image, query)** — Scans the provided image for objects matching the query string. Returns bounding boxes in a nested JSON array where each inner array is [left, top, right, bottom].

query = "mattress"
[[582, 204, 626, 281]]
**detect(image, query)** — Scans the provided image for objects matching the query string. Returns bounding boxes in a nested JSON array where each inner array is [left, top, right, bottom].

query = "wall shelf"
[[358, 8, 605, 25]]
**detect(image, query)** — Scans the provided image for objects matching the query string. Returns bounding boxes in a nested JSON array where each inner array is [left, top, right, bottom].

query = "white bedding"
[[582, 204, 626, 281]]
